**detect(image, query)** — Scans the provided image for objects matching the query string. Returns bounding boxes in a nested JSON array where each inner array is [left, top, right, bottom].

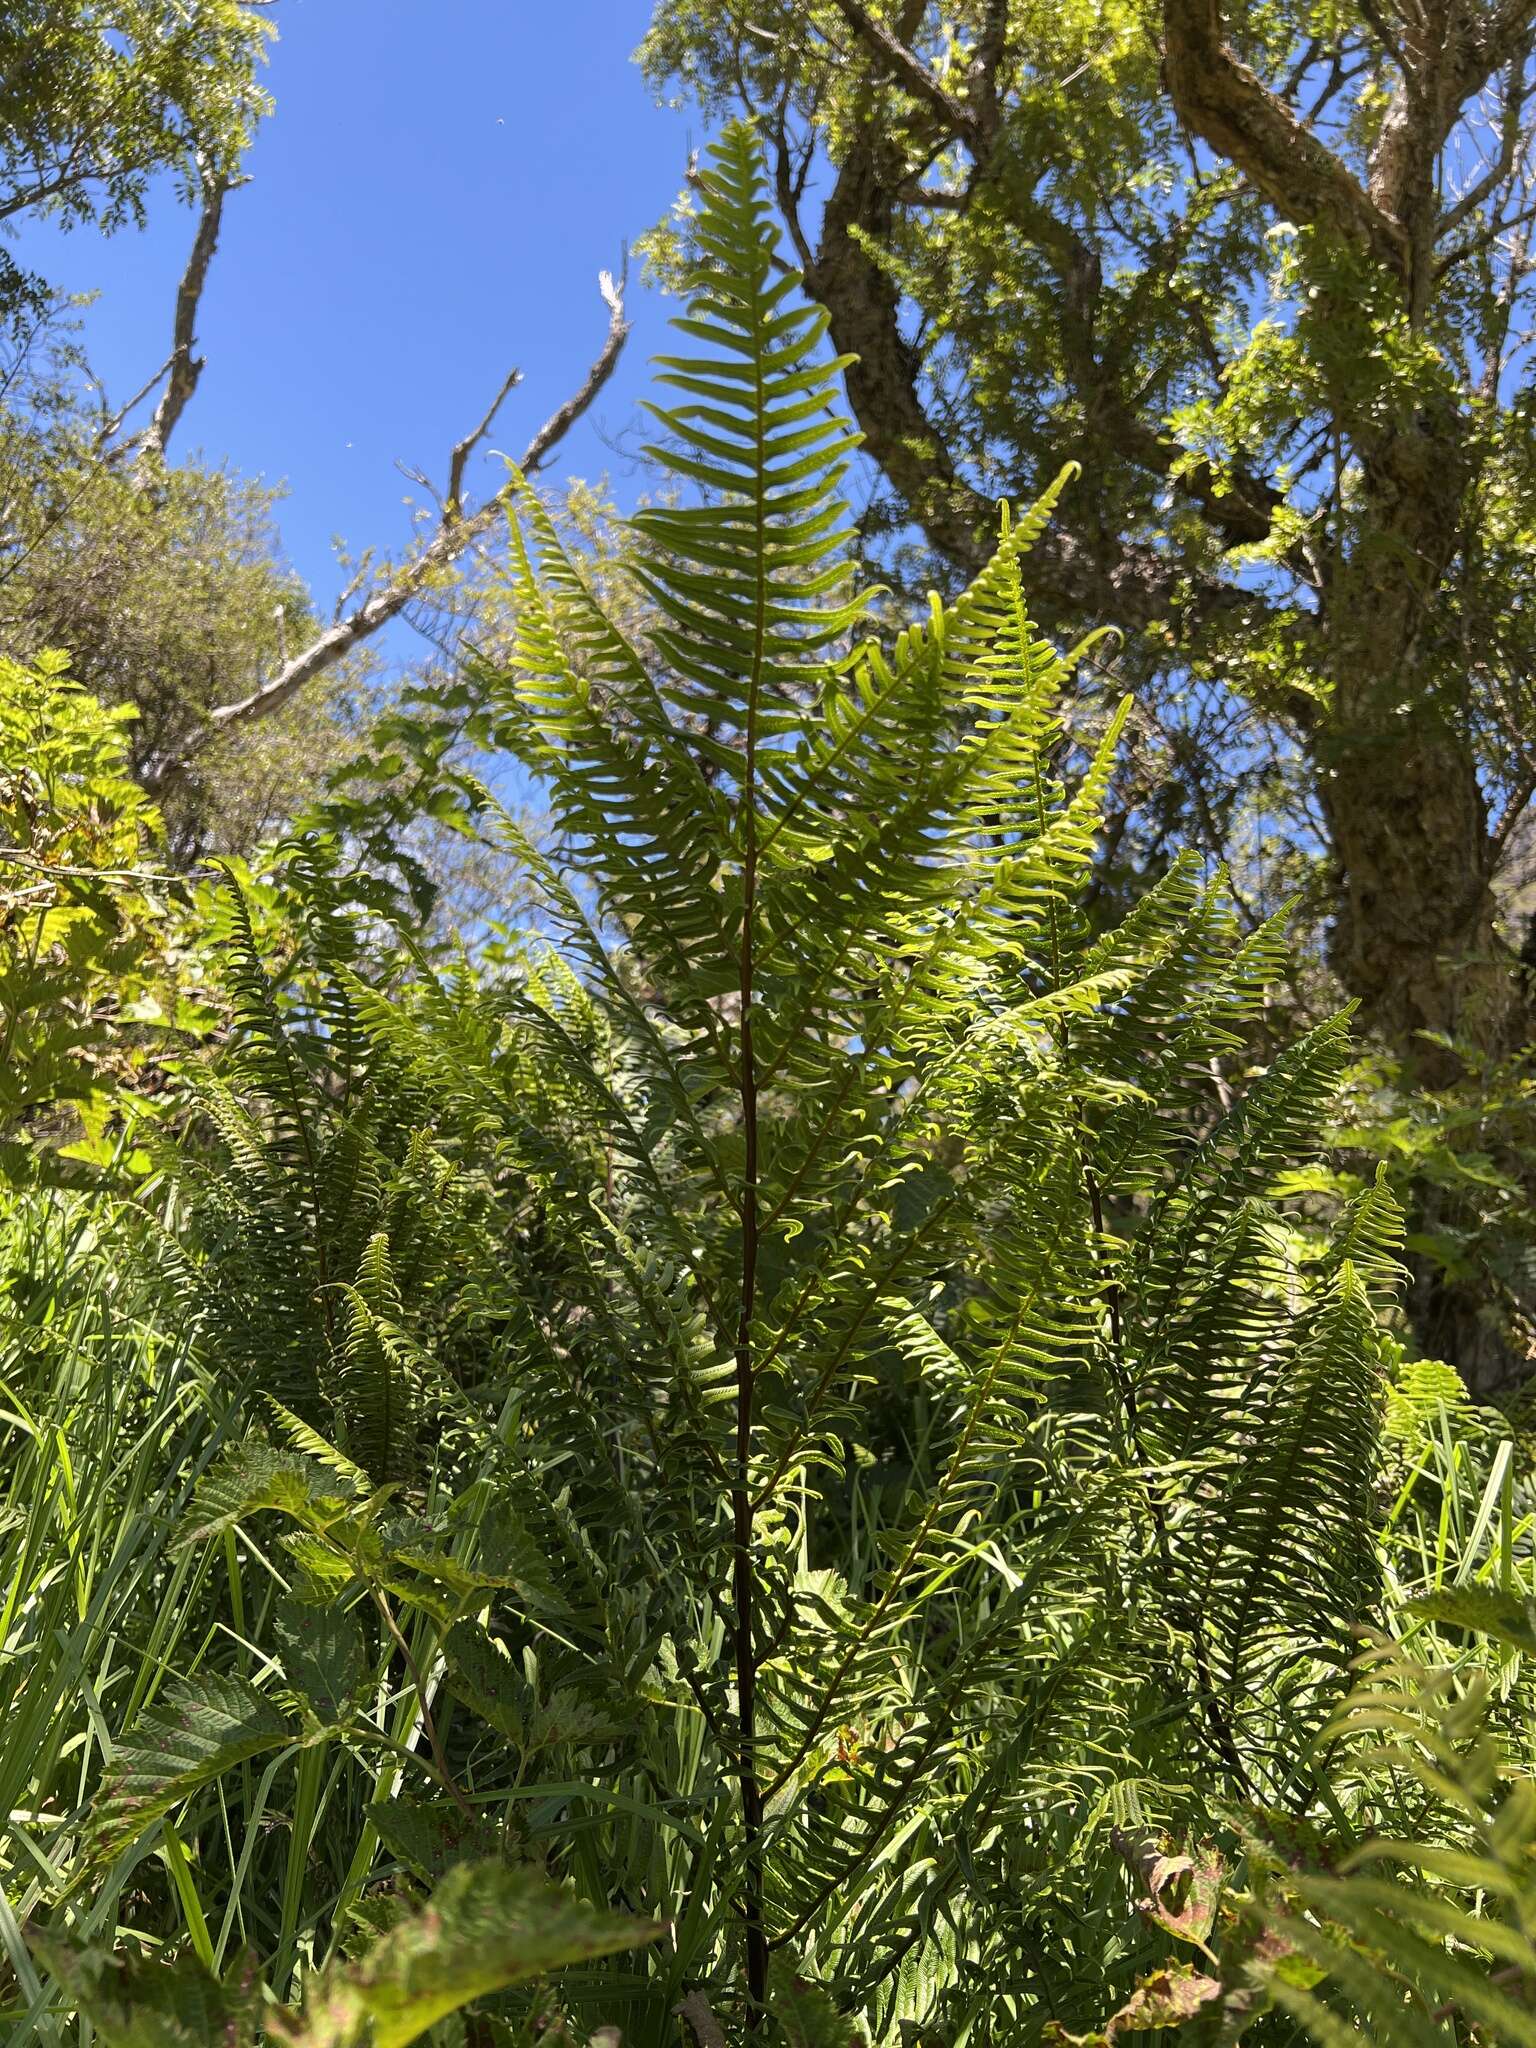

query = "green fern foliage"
[[59, 121, 1418, 2047]]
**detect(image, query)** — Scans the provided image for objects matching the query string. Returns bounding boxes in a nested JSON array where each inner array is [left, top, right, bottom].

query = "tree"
[[0, 314, 377, 861], [0, 653, 180, 1178], [640, 0, 1536, 1384], [0, 0, 354, 860], [0, 0, 270, 328]]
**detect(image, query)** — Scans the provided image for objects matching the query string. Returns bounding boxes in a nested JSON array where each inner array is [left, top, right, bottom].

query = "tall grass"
[[0, 1189, 578, 2039], [5, 1176, 1536, 2043], [0, 1192, 215, 2038]]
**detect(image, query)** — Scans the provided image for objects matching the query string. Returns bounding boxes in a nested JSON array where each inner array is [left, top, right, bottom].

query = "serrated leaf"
[[366, 1798, 518, 1882], [1043, 1965, 1222, 2044], [33, 1936, 261, 2047], [93, 1674, 294, 1856], [273, 1594, 369, 1726], [180, 1441, 364, 1547], [268, 1858, 663, 2048], [1408, 1584, 1536, 1653]]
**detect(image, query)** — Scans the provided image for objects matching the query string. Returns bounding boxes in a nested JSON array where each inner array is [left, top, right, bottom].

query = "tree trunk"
[[1317, 401, 1532, 1389]]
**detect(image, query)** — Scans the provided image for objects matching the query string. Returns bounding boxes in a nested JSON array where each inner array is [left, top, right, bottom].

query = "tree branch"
[[144, 271, 629, 779], [134, 162, 232, 469], [446, 365, 521, 515], [93, 350, 175, 452], [827, 0, 980, 144], [1438, 57, 1533, 240], [1161, 0, 1408, 277]]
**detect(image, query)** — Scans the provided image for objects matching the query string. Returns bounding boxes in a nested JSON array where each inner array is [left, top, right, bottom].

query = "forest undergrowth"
[[3, 125, 1536, 2048]]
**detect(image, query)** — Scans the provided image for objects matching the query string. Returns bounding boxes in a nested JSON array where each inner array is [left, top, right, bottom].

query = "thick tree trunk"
[[1319, 719, 1511, 1075], [807, 135, 991, 577], [1317, 412, 1516, 1074], [1317, 404, 1532, 1388]]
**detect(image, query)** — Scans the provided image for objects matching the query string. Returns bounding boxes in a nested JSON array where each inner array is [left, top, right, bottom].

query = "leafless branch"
[[1281, 34, 1324, 102], [142, 269, 629, 781], [92, 350, 175, 452], [1439, 189, 1536, 276], [1353, 0, 1408, 76], [1438, 58, 1532, 240], [330, 548, 376, 622], [446, 365, 521, 515], [134, 161, 232, 469], [514, 266, 628, 479], [772, 119, 816, 271]]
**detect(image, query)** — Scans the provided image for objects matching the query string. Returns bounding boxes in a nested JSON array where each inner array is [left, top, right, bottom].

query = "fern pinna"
[[91, 124, 1402, 2045]]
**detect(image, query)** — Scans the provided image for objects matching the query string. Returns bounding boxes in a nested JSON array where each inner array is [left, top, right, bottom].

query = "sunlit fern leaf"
[[772, 1973, 869, 2047], [332, 1229, 424, 1484], [633, 123, 870, 753], [265, 1395, 371, 1490], [1253, 1644, 1536, 2043]]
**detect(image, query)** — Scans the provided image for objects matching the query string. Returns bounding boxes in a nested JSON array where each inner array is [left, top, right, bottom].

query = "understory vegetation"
[[9, 5, 1536, 2041]]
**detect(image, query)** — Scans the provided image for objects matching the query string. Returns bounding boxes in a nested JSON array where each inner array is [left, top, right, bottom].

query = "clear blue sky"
[[17, 0, 696, 611]]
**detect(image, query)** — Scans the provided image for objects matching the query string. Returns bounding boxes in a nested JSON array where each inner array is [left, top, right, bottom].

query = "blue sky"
[[16, 0, 696, 611]]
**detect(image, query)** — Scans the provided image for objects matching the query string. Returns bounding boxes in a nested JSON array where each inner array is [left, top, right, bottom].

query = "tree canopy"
[[0, 0, 271, 324], [640, 0, 1536, 1383]]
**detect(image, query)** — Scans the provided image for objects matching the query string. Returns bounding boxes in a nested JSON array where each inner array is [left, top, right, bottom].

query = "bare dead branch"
[[93, 350, 175, 452], [142, 270, 629, 782], [446, 365, 521, 516], [1439, 187, 1536, 276], [515, 266, 628, 478], [134, 162, 232, 469], [1480, 2, 1536, 89]]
